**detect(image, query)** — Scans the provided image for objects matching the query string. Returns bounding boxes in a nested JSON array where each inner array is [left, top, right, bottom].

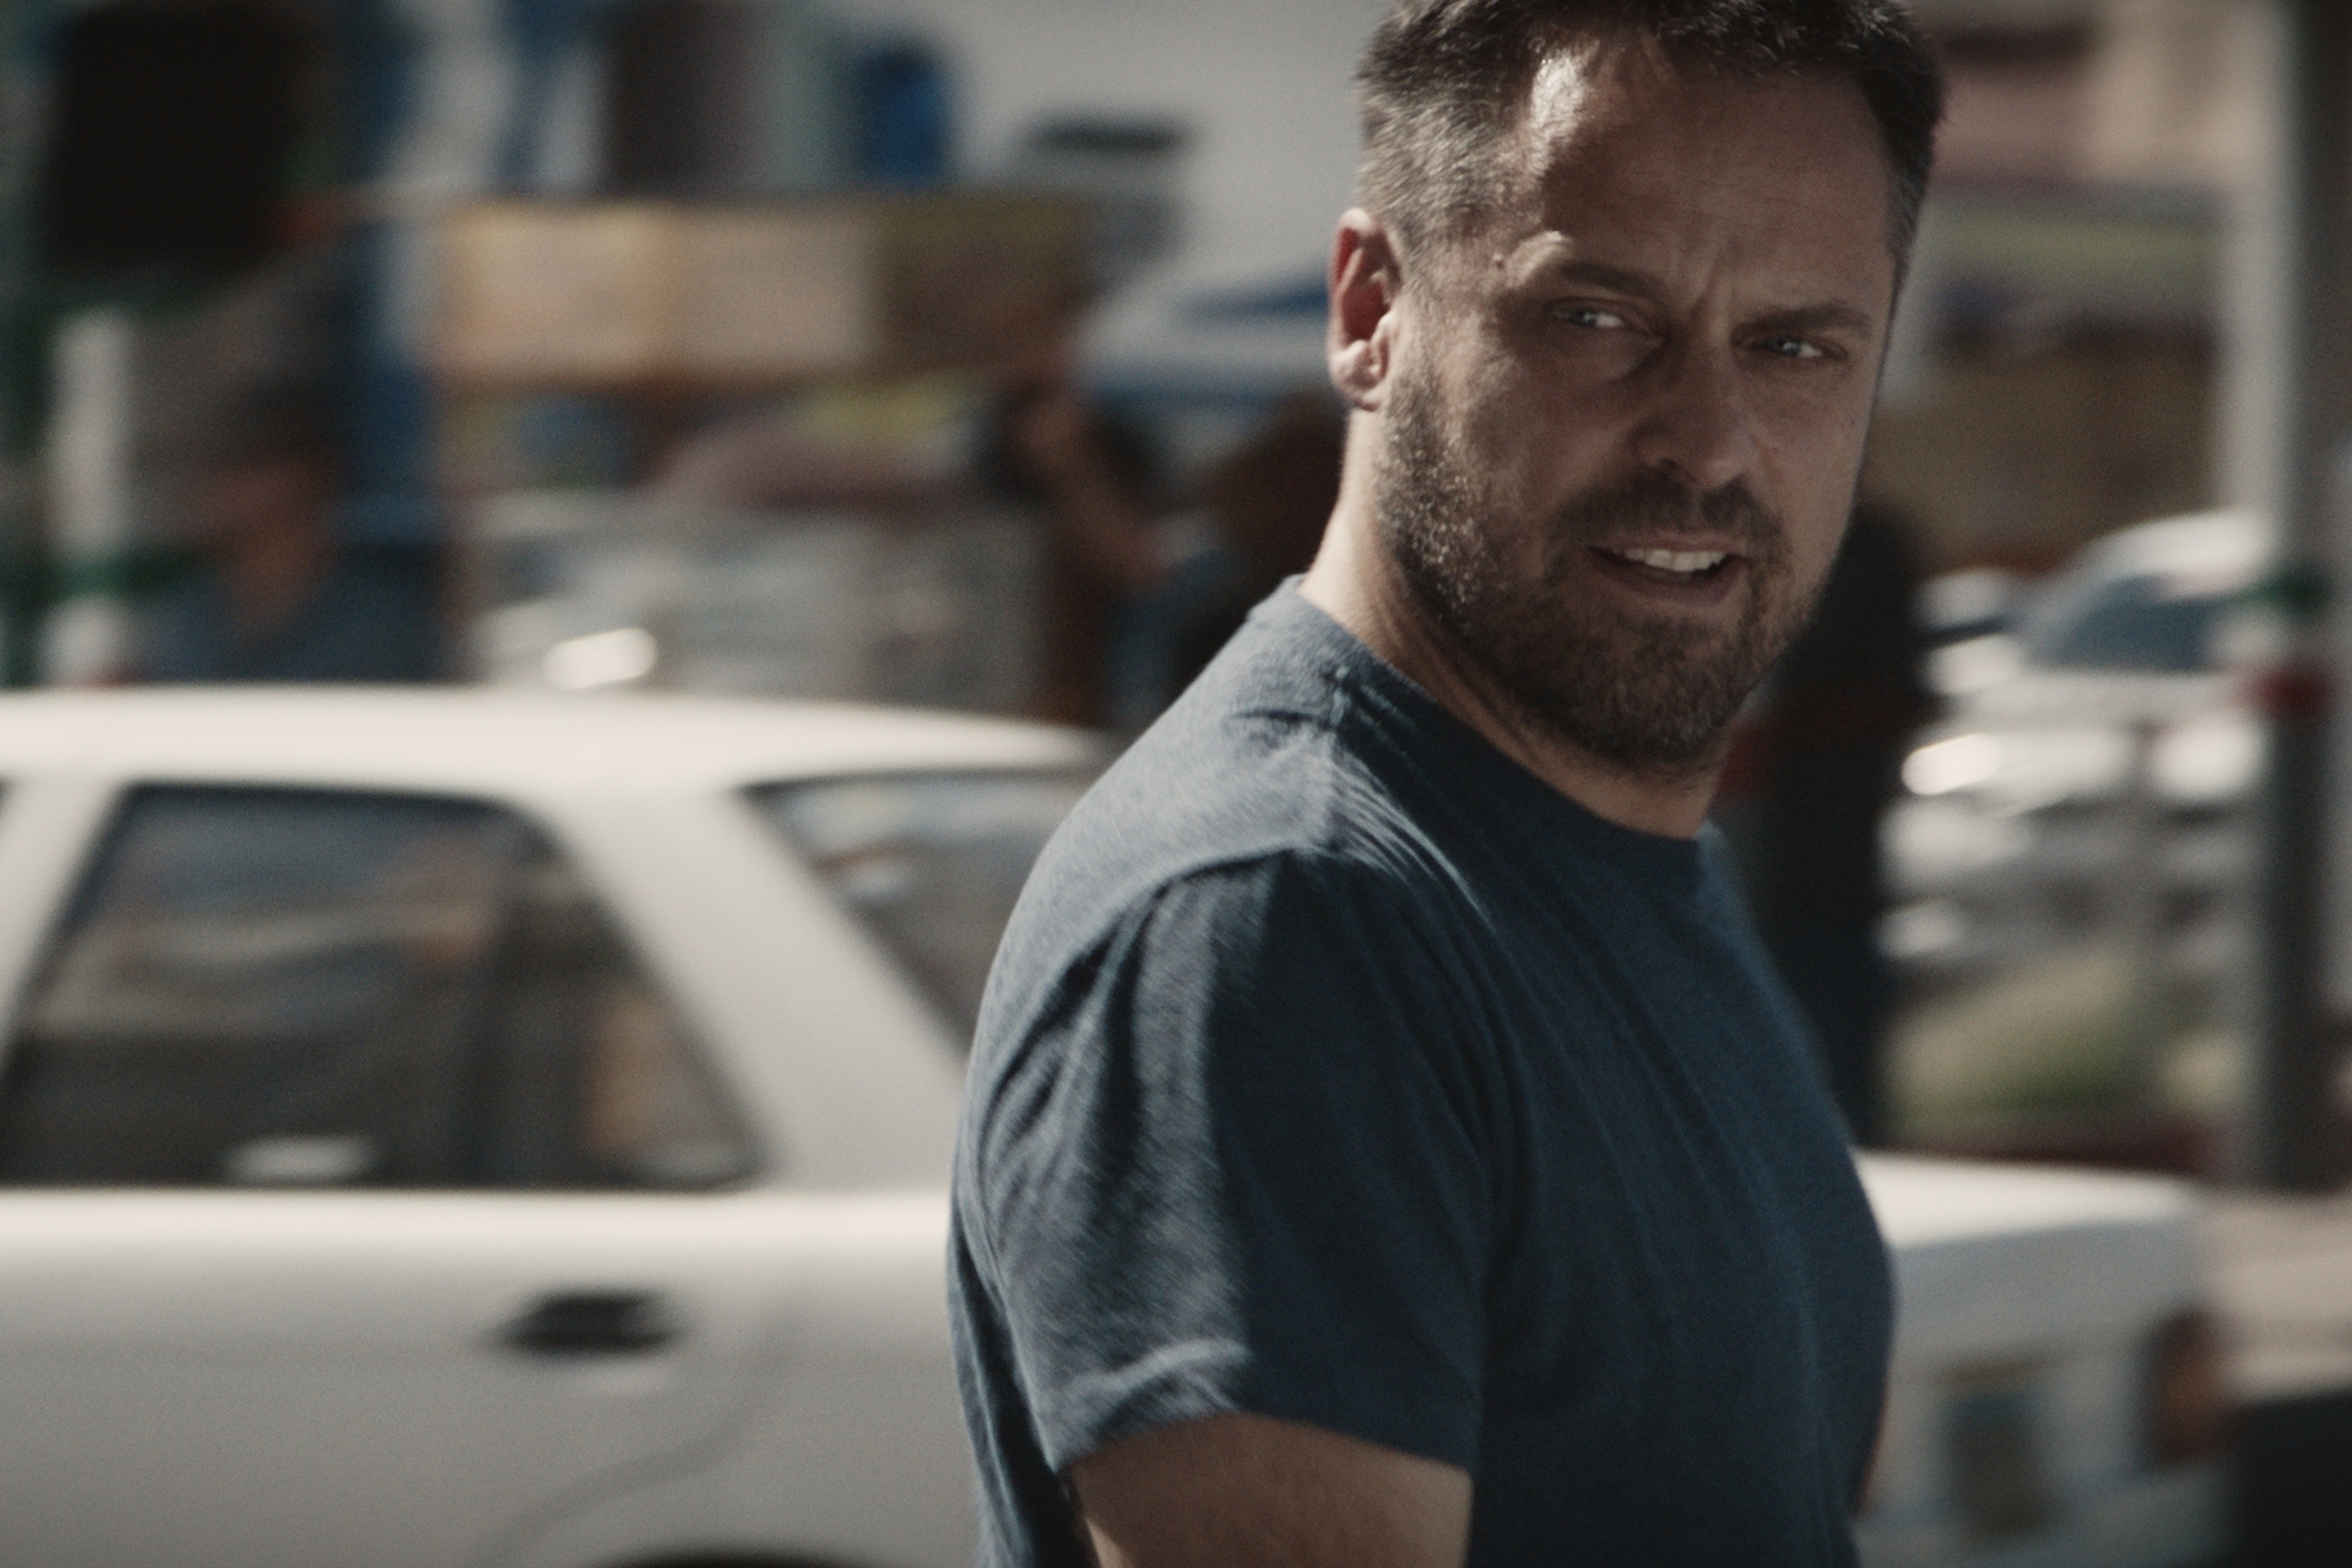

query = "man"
[[952, 3, 1944, 1564], [144, 388, 443, 684]]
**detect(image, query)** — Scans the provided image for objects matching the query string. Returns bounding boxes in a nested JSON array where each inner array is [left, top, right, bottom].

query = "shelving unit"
[[427, 191, 1089, 711]]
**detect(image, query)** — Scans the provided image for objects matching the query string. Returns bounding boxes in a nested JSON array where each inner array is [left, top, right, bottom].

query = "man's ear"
[[1328, 210, 1402, 411]]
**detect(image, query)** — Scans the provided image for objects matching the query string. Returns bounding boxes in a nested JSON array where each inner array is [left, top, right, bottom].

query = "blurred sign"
[[433, 195, 1085, 388], [678, 208, 872, 375]]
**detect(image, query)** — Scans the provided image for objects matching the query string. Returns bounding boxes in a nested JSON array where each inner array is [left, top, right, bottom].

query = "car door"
[[0, 782, 791, 1568]]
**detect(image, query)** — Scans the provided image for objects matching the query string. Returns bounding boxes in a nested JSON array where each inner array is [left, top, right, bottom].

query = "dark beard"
[[1374, 365, 1816, 783]]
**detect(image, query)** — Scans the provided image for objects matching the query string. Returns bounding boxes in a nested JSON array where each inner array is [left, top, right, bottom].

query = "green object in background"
[[2245, 561, 2334, 622], [51, 544, 199, 603], [0, 0, 47, 687]]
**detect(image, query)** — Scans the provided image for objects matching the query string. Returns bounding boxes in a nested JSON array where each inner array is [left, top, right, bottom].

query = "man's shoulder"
[[983, 602, 1476, 1023], [1022, 688, 1435, 951], [1039, 609, 1457, 920]]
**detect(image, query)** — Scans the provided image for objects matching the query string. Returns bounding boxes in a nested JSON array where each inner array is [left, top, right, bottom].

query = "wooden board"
[[433, 194, 1087, 388]]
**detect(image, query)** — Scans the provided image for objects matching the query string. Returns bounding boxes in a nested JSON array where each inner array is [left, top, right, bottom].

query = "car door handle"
[[500, 1291, 682, 1356]]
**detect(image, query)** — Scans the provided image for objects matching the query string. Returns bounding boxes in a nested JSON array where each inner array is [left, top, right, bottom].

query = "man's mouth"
[[1594, 545, 1735, 583]]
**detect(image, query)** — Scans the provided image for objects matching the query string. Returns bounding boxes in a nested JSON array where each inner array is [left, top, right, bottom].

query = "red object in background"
[[1713, 713, 1771, 806], [2249, 663, 2332, 723], [2143, 1308, 2232, 1470]]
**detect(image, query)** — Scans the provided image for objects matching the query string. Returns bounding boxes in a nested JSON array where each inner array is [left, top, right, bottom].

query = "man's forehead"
[[1523, 31, 1616, 147], [1517, 33, 1880, 174], [1489, 33, 1900, 278]]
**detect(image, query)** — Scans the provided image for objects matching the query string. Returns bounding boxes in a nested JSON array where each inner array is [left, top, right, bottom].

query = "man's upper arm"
[[968, 853, 1492, 1474], [1070, 1412, 1472, 1568]]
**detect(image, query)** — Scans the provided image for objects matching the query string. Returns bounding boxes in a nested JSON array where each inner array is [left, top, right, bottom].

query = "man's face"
[[1371, 39, 1899, 780], [189, 452, 336, 550]]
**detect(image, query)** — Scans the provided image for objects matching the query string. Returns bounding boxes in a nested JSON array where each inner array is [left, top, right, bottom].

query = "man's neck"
[[1298, 497, 1722, 841]]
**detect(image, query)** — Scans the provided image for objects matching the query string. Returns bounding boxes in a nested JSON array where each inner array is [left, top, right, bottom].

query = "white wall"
[[828, 0, 1387, 291]]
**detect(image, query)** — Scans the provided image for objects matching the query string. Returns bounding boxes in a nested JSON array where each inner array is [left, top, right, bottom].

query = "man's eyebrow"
[[1746, 302, 1878, 339], [1544, 260, 1665, 299]]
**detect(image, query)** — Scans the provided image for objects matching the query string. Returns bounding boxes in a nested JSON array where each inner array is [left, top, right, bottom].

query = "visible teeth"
[[1607, 547, 1729, 575]]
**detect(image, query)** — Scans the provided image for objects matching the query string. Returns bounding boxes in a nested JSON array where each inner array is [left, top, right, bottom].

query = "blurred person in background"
[[1160, 389, 1349, 697], [654, 336, 1196, 731], [1716, 501, 1934, 1146], [985, 332, 1171, 728], [142, 387, 443, 683], [952, 3, 1943, 1566]]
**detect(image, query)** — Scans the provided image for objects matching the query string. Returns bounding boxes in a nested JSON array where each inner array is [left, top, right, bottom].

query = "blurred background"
[[6, 0, 2352, 1560], [1, 0, 2311, 1168]]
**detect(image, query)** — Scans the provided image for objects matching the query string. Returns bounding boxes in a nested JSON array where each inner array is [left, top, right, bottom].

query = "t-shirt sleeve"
[[957, 851, 1494, 1476]]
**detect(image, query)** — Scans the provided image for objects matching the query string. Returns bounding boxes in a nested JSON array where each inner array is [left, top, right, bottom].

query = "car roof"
[[0, 688, 1100, 796], [2076, 507, 2269, 582], [1858, 1152, 2195, 1247]]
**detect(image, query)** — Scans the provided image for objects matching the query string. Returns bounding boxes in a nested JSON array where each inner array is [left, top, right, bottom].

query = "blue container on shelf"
[[852, 37, 952, 188]]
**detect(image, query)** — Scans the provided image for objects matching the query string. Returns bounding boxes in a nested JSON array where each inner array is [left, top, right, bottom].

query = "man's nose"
[[1628, 342, 1759, 495]]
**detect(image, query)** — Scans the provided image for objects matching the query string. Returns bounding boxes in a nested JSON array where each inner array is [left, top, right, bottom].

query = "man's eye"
[[1553, 304, 1629, 331], [1760, 335, 1830, 361]]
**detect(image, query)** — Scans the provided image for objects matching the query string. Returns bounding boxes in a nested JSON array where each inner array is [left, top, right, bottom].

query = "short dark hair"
[[1356, 0, 1944, 270]]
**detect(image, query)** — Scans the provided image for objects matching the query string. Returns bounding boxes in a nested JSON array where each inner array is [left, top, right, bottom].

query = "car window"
[[2018, 571, 2232, 673], [751, 771, 1095, 1047], [0, 785, 756, 1190]]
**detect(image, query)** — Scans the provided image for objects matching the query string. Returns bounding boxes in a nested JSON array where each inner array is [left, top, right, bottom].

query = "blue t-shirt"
[[142, 547, 444, 684], [951, 587, 1891, 1566]]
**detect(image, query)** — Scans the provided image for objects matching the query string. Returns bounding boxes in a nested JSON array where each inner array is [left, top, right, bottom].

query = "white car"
[[1854, 1158, 2223, 1568], [1889, 510, 2267, 980], [0, 689, 2224, 1568]]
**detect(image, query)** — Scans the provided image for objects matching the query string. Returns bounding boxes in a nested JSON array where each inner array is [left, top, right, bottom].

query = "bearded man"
[[951, 4, 1944, 1564]]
